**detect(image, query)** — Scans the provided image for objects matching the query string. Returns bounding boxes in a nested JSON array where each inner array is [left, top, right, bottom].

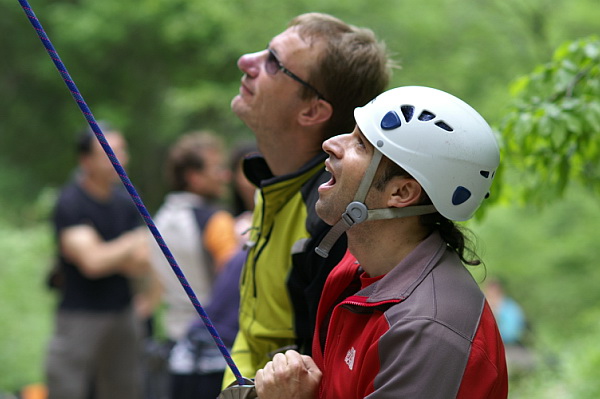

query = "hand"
[[255, 350, 321, 399]]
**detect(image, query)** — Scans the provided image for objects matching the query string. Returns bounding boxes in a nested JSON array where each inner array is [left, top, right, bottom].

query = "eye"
[[356, 134, 366, 149], [264, 50, 281, 75]]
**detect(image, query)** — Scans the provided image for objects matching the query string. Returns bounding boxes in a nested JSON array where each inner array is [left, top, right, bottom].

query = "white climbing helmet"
[[354, 86, 500, 221]]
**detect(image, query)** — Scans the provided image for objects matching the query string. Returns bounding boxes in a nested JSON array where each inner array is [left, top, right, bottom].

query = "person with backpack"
[[150, 131, 238, 342], [148, 131, 239, 398], [166, 142, 258, 399]]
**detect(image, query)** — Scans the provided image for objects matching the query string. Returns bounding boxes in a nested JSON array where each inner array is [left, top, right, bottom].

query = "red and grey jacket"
[[312, 232, 508, 398]]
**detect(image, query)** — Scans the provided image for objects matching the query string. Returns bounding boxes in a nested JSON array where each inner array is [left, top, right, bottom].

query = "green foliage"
[[2, 0, 599, 210], [468, 184, 600, 397], [0, 220, 55, 393], [500, 36, 600, 205], [470, 183, 600, 337], [505, 308, 600, 399]]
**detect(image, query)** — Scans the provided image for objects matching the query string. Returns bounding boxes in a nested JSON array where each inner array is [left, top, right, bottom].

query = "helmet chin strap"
[[315, 149, 436, 258]]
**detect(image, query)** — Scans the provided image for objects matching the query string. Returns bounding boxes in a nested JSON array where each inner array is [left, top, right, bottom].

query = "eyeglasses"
[[265, 48, 327, 102]]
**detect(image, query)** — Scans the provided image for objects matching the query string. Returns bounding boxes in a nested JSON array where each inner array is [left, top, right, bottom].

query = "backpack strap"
[[191, 206, 220, 276], [192, 206, 219, 234]]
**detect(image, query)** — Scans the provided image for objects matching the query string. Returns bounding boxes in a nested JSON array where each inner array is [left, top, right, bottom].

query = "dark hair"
[[288, 13, 393, 138], [165, 131, 223, 191], [420, 213, 481, 266], [375, 157, 481, 266], [76, 121, 116, 155]]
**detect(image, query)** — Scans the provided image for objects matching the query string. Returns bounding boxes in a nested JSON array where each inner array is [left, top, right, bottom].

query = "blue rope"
[[18, 0, 245, 386]]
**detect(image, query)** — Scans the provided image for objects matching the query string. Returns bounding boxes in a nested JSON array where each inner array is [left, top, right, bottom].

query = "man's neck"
[[251, 116, 326, 175], [79, 174, 113, 201], [347, 218, 428, 277], [259, 138, 323, 176]]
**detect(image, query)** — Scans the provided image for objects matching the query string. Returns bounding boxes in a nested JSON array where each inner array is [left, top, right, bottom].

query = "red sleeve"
[[457, 301, 508, 399]]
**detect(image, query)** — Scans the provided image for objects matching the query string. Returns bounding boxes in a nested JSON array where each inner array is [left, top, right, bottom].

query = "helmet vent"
[[452, 186, 472, 205], [401, 105, 414, 122], [418, 110, 436, 121], [380, 111, 402, 130], [435, 121, 453, 132], [480, 170, 491, 178]]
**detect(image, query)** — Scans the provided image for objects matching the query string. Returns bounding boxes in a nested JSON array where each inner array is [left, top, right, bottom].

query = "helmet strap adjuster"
[[342, 202, 369, 226]]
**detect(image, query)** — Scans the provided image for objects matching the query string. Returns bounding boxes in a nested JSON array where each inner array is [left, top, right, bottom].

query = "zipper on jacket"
[[322, 298, 401, 362], [249, 225, 273, 298], [319, 298, 401, 397]]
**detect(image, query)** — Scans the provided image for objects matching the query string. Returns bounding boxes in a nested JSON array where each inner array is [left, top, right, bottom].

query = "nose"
[[237, 50, 266, 77], [322, 134, 346, 160]]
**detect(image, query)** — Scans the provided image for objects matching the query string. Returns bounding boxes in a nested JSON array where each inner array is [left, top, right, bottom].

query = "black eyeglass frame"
[[265, 48, 328, 102]]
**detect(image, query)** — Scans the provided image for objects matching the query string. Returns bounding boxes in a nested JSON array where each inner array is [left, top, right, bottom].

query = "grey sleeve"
[[368, 317, 471, 399]]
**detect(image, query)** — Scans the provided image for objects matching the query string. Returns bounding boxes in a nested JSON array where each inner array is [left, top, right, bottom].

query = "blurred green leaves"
[[500, 36, 600, 206], [2, 0, 599, 212]]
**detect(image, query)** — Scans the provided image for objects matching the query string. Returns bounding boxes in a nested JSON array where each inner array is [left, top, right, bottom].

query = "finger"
[[254, 369, 266, 397], [284, 349, 302, 360], [271, 353, 288, 372], [272, 352, 286, 364], [263, 360, 274, 373], [300, 355, 317, 368], [256, 363, 275, 386], [255, 369, 264, 385], [300, 355, 322, 376], [284, 350, 305, 369]]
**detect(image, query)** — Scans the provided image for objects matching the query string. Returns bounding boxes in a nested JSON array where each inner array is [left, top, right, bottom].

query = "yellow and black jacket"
[[223, 152, 347, 384]]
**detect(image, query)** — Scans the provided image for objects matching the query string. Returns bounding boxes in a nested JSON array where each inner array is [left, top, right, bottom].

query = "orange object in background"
[[20, 383, 47, 399]]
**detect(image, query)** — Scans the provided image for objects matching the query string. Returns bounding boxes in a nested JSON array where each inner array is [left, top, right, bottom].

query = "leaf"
[[510, 75, 531, 96], [583, 41, 600, 59], [500, 36, 600, 208], [563, 111, 583, 135], [583, 104, 600, 133]]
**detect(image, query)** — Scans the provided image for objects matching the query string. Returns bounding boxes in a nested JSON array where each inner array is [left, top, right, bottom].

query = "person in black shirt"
[[45, 123, 151, 399]]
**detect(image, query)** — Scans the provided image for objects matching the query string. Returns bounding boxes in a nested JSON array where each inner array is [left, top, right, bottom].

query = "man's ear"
[[298, 98, 333, 127], [387, 177, 423, 208]]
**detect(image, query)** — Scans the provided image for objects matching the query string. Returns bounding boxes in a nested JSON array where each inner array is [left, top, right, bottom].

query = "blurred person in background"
[[484, 277, 535, 377], [148, 132, 239, 398], [167, 142, 257, 399], [149, 131, 238, 344], [484, 277, 527, 345], [45, 122, 150, 399]]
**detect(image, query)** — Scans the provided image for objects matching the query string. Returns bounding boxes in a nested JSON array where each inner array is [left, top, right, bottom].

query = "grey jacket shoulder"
[[369, 234, 485, 398]]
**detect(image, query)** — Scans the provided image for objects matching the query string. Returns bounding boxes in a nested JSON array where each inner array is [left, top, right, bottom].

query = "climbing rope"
[[18, 0, 245, 386]]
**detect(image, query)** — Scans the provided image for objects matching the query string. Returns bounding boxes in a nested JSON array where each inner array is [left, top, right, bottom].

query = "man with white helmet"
[[254, 86, 508, 398]]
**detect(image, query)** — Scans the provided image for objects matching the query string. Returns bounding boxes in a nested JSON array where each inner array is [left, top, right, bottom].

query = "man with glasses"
[[223, 12, 391, 386]]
